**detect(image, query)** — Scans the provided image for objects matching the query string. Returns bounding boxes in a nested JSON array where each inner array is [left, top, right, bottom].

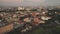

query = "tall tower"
[[20, 0, 23, 6]]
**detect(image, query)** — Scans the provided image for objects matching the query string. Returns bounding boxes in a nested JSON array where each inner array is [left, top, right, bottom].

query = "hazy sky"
[[0, 0, 60, 7]]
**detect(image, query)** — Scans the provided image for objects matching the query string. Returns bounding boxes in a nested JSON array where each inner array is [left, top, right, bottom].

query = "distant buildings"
[[18, 7, 24, 11]]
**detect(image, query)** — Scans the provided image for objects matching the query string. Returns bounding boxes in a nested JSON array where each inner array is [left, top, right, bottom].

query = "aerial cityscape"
[[0, 0, 60, 34]]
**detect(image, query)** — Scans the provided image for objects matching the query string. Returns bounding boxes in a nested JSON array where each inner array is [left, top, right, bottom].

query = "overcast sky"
[[0, 0, 60, 7]]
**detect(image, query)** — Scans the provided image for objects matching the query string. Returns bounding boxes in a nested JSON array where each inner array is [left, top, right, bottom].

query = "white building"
[[18, 7, 24, 10]]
